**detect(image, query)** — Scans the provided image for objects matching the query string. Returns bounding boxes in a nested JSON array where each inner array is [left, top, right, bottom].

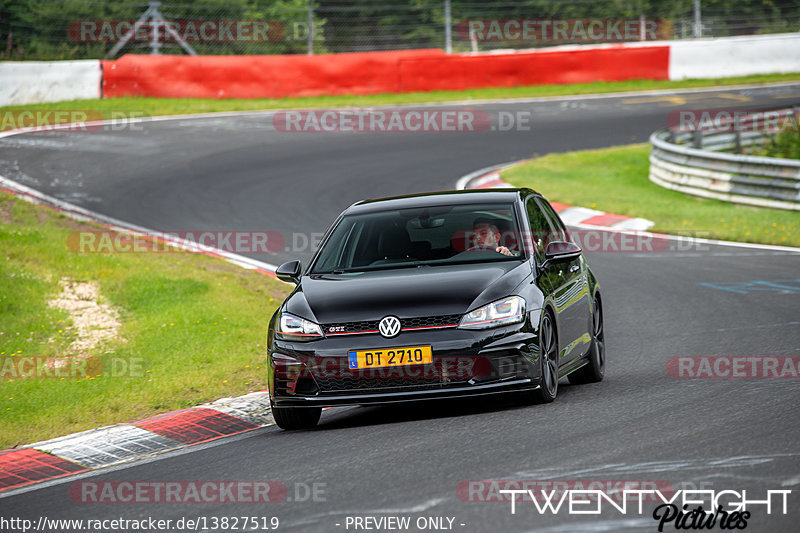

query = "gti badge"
[[378, 316, 401, 338]]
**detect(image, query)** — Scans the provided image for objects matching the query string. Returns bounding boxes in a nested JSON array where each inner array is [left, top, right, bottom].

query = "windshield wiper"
[[312, 267, 366, 275]]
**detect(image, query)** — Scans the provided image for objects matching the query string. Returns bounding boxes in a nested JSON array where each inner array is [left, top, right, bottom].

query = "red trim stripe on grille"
[[401, 324, 458, 331], [326, 324, 458, 336]]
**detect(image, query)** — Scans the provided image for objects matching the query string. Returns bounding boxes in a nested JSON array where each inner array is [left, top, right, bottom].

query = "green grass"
[[0, 192, 290, 449], [758, 130, 800, 160], [503, 144, 799, 246], [1, 72, 799, 127]]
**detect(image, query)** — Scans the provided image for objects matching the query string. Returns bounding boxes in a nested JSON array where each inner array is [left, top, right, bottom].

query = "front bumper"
[[267, 324, 541, 408]]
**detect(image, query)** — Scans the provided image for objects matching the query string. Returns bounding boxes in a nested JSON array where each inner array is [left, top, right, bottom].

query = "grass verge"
[[503, 144, 799, 246], [1, 73, 799, 128], [0, 192, 290, 449]]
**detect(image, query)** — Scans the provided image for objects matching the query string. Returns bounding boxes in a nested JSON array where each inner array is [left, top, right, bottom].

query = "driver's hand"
[[496, 246, 512, 256]]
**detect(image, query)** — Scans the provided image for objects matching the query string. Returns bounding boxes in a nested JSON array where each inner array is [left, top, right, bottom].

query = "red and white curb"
[[0, 392, 274, 494], [456, 163, 655, 232]]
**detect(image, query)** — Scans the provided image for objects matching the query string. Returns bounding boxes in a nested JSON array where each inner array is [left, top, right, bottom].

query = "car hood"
[[284, 261, 531, 323]]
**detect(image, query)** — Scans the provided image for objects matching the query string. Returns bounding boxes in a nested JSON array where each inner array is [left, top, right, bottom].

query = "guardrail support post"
[[692, 130, 703, 149], [307, 0, 314, 55], [694, 0, 703, 38], [444, 0, 452, 54]]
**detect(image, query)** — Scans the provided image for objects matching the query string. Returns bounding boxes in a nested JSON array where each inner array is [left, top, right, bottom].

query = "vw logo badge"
[[378, 316, 401, 338]]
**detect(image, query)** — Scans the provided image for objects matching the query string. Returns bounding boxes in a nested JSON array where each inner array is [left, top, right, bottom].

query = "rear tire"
[[272, 406, 321, 430], [568, 295, 605, 385]]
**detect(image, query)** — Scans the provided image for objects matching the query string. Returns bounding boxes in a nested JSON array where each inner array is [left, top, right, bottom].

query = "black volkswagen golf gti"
[[267, 188, 604, 429]]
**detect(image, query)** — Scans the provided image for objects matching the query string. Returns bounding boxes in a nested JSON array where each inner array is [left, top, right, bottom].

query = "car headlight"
[[276, 312, 324, 341], [458, 296, 526, 330]]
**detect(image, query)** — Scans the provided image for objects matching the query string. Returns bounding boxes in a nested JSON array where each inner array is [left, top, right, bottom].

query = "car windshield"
[[311, 203, 523, 274]]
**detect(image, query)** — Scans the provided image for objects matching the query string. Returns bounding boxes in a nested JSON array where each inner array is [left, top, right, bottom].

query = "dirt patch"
[[35, 207, 49, 225], [48, 278, 122, 355], [0, 197, 14, 224]]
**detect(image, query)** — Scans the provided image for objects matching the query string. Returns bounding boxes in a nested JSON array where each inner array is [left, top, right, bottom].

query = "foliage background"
[[0, 0, 798, 60]]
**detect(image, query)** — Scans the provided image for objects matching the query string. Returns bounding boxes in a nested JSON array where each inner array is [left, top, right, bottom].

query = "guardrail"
[[648, 109, 800, 211]]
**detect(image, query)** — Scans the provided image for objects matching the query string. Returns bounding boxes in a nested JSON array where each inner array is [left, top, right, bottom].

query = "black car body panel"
[[287, 261, 534, 323], [267, 188, 601, 416]]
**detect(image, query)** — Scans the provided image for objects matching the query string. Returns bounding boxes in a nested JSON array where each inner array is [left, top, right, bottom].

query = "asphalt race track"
[[2, 84, 800, 532]]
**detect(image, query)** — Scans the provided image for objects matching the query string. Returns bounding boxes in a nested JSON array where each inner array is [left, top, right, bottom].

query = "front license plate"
[[348, 346, 433, 369]]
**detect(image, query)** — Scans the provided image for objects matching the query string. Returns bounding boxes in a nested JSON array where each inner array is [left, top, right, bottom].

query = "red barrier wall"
[[102, 50, 446, 99], [102, 45, 669, 100], [398, 45, 670, 92]]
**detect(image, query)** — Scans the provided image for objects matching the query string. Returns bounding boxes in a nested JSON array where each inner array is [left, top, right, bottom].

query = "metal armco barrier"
[[648, 109, 800, 211]]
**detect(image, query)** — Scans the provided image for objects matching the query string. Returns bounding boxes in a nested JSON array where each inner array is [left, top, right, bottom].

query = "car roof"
[[345, 188, 539, 214]]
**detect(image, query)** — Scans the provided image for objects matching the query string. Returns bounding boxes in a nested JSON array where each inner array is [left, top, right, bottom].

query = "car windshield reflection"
[[310, 203, 524, 274]]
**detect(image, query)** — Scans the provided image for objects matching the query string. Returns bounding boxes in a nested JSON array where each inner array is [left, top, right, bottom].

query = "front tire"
[[272, 406, 321, 430], [568, 295, 605, 385], [531, 312, 558, 403]]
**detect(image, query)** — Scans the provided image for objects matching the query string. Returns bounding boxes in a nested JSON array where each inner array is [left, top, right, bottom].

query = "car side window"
[[536, 198, 568, 243], [525, 198, 549, 263]]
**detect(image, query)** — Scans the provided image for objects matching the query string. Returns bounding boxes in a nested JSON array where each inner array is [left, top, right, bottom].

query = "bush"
[[761, 130, 800, 160]]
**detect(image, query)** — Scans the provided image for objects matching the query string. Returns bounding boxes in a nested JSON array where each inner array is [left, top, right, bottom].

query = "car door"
[[525, 197, 572, 363], [537, 198, 592, 362]]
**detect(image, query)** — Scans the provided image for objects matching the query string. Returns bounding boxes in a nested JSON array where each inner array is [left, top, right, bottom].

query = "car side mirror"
[[276, 260, 302, 284], [543, 241, 582, 265]]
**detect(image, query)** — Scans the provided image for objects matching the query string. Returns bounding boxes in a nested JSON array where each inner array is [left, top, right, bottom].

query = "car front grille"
[[307, 355, 485, 394], [322, 314, 461, 336], [313, 376, 447, 393]]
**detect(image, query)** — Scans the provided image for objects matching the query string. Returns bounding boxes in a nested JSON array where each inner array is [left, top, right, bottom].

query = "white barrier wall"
[[0, 60, 102, 106], [0, 34, 798, 106], [669, 33, 800, 80]]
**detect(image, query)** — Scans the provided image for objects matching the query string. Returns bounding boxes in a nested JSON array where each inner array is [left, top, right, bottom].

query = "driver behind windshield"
[[470, 217, 515, 256]]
